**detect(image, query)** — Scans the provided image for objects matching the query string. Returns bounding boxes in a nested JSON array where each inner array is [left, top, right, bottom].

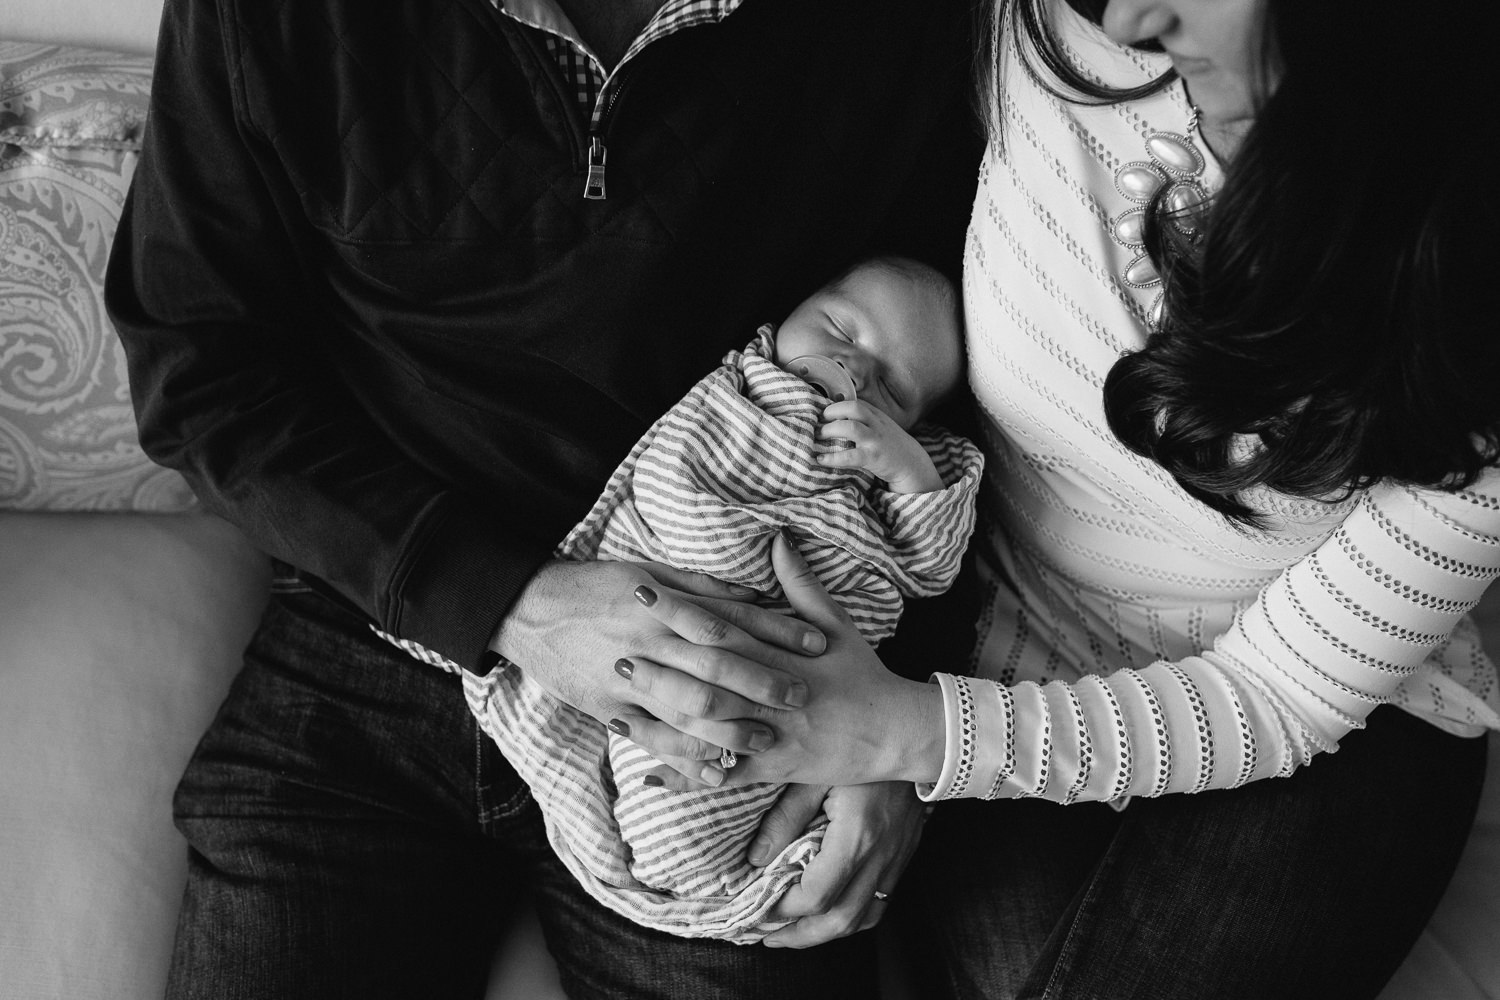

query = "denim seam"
[[474, 727, 534, 827], [1038, 841, 1120, 1000], [483, 783, 534, 822]]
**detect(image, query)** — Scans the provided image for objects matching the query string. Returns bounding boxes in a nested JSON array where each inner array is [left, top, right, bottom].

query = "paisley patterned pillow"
[[0, 42, 196, 511]]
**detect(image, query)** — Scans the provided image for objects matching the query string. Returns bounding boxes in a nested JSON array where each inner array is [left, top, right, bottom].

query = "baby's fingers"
[[815, 445, 866, 469], [816, 419, 869, 444], [819, 400, 869, 422]]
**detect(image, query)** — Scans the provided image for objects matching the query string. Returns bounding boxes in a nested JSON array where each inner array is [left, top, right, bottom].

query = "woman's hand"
[[757, 781, 929, 948], [630, 534, 947, 789], [493, 558, 827, 785]]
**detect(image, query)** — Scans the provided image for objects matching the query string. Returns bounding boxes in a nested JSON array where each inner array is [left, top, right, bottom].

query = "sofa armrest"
[[0, 511, 269, 999]]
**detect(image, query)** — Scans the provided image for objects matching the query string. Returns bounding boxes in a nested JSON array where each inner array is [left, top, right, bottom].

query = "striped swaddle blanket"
[[462, 330, 981, 941]]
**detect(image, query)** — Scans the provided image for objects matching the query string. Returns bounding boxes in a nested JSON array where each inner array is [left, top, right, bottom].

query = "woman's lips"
[[1168, 53, 1213, 76]]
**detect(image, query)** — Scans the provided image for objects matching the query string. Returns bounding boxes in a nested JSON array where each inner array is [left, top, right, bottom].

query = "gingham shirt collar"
[[494, 0, 746, 117]]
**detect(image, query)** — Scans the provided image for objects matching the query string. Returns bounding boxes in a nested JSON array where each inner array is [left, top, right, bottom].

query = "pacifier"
[[785, 355, 857, 403]]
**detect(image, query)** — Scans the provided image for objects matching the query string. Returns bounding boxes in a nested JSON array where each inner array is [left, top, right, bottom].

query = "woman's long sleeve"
[[923, 471, 1500, 802]]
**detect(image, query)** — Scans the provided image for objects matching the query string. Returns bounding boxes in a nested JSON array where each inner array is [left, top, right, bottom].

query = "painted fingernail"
[[783, 681, 809, 708], [614, 658, 634, 680], [747, 838, 769, 866], [643, 774, 664, 787], [801, 630, 826, 654], [607, 718, 631, 737], [748, 728, 774, 752], [700, 765, 725, 787], [633, 585, 657, 607]]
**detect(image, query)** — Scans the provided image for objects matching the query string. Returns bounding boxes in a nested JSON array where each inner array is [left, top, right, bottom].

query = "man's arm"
[[105, 0, 539, 671], [106, 0, 818, 760]]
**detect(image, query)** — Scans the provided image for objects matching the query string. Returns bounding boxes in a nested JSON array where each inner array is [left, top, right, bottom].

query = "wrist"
[[884, 464, 944, 495], [490, 558, 563, 663], [884, 677, 946, 784]]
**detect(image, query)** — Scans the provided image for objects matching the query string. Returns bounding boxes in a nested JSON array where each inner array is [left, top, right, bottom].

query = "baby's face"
[[773, 265, 962, 430]]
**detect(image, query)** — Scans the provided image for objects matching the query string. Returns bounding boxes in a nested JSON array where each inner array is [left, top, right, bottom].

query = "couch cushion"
[[0, 511, 268, 999], [0, 42, 195, 510]]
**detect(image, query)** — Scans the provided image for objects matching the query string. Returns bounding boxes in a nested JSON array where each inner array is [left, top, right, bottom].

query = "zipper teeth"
[[592, 68, 631, 135]]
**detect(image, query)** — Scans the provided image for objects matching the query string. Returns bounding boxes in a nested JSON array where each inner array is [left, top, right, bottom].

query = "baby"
[[459, 256, 984, 941], [774, 254, 965, 494]]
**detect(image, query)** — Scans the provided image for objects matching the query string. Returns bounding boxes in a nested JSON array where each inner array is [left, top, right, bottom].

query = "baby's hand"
[[816, 400, 944, 495]]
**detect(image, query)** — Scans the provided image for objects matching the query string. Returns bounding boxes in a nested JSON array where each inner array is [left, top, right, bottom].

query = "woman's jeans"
[[167, 585, 1487, 999], [899, 703, 1487, 1000]]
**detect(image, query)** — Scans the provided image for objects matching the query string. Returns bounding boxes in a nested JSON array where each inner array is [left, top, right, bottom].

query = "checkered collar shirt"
[[493, 0, 747, 125]]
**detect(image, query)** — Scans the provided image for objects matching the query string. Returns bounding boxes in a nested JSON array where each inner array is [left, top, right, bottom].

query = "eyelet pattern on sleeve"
[[1061, 684, 1092, 805], [922, 674, 1017, 802]]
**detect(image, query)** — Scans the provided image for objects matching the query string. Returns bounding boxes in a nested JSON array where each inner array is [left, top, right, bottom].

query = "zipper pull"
[[584, 135, 607, 200]]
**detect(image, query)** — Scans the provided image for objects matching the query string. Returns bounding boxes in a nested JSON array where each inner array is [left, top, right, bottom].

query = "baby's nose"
[[838, 355, 867, 389]]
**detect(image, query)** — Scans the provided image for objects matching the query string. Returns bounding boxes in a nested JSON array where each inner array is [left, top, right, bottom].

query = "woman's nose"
[[1100, 0, 1178, 47]]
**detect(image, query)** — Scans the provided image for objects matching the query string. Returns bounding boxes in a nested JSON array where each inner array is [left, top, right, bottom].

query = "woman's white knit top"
[[922, 10, 1500, 803]]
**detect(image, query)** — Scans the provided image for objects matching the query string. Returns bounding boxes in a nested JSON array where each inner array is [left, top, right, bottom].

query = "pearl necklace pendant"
[[1109, 107, 1211, 323]]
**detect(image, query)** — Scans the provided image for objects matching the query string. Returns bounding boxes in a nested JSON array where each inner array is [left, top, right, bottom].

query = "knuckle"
[[681, 736, 716, 759], [753, 676, 788, 712], [602, 703, 635, 728], [805, 887, 838, 915], [682, 683, 717, 720], [830, 915, 860, 939], [706, 598, 745, 625], [697, 686, 722, 718], [690, 645, 723, 683], [694, 614, 731, 646]]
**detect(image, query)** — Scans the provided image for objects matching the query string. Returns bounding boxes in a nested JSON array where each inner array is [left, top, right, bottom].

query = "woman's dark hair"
[[980, 0, 1500, 523]]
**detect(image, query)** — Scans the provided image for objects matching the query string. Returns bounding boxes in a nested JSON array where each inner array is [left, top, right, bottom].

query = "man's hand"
[[493, 558, 826, 785], [760, 782, 929, 948], [816, 399, 942, 495]]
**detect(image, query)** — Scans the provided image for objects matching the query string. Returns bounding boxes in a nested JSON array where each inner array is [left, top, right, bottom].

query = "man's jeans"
[[167, 584, 1487, 1000], [164, 585, 878, 1000]]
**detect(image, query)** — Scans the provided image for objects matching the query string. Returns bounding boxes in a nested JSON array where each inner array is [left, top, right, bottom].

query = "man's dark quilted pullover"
[[106, 0, 981, 672]]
